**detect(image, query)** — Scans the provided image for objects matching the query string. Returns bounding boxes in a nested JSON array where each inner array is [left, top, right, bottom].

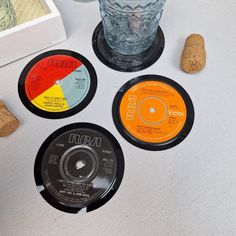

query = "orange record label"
[[119, 81, 187, 143]]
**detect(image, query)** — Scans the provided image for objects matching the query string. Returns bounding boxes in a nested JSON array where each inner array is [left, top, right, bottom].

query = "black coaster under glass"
[[92, 22, 165, 72]]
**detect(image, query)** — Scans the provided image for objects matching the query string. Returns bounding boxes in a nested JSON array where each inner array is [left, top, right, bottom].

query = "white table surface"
[[1, 0, 236, 235]]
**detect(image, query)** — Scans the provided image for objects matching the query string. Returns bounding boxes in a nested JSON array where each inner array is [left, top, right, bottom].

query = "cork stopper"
[[0, 101, 19, 137], [0, 101, 5, 109], [181, 34, 206, 73]]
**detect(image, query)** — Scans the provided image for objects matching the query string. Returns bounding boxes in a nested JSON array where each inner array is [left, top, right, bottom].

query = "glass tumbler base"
[[92, 22, 165, 72]]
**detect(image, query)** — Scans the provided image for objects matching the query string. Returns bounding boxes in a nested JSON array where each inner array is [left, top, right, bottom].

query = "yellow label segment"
[[31, 84, 69, 112]]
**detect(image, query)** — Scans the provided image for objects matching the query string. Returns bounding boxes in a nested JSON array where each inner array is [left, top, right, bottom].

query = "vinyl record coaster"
[[18, 50, 97, 119], [113, 75, 195, 150], [92, 22, 165, 72], [34, 123, 124, 213]]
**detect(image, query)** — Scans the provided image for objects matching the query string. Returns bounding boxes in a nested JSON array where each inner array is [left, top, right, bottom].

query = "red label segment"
[[25, 55, 82, 100]]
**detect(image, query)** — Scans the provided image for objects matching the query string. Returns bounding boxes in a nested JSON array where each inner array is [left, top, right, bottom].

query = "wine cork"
[[0, 101, 19, 137], [0, 101, 6, 109], [181, 34, 206, 73]]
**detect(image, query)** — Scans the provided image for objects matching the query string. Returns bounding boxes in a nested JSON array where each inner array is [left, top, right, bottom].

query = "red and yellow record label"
[[24, 55, 91, 113], [119, 81, 187, 143]]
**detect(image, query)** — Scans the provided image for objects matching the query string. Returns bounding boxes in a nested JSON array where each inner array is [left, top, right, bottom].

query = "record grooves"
[[92, 22, 165, 72], [18, 50, 97, 119], [34, 123, 124, 213], [112, 75, 195, 151]]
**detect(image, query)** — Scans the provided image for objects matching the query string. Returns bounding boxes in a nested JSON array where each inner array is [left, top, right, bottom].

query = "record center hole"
[[149, 107, 156, 114], [55, 80, 61, 85], [76, 160, 86, 170]]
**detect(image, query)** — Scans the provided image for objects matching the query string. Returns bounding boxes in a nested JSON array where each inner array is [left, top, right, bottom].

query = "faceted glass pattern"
[[99, 0, 166, 55], [0, 0, 16, 31]]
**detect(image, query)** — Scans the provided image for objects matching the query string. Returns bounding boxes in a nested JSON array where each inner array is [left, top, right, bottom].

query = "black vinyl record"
[[112, 75, 195, 151], [34, 123, 125, 213], [18, 50, 97, 119], [92, 22, 165, 72]]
